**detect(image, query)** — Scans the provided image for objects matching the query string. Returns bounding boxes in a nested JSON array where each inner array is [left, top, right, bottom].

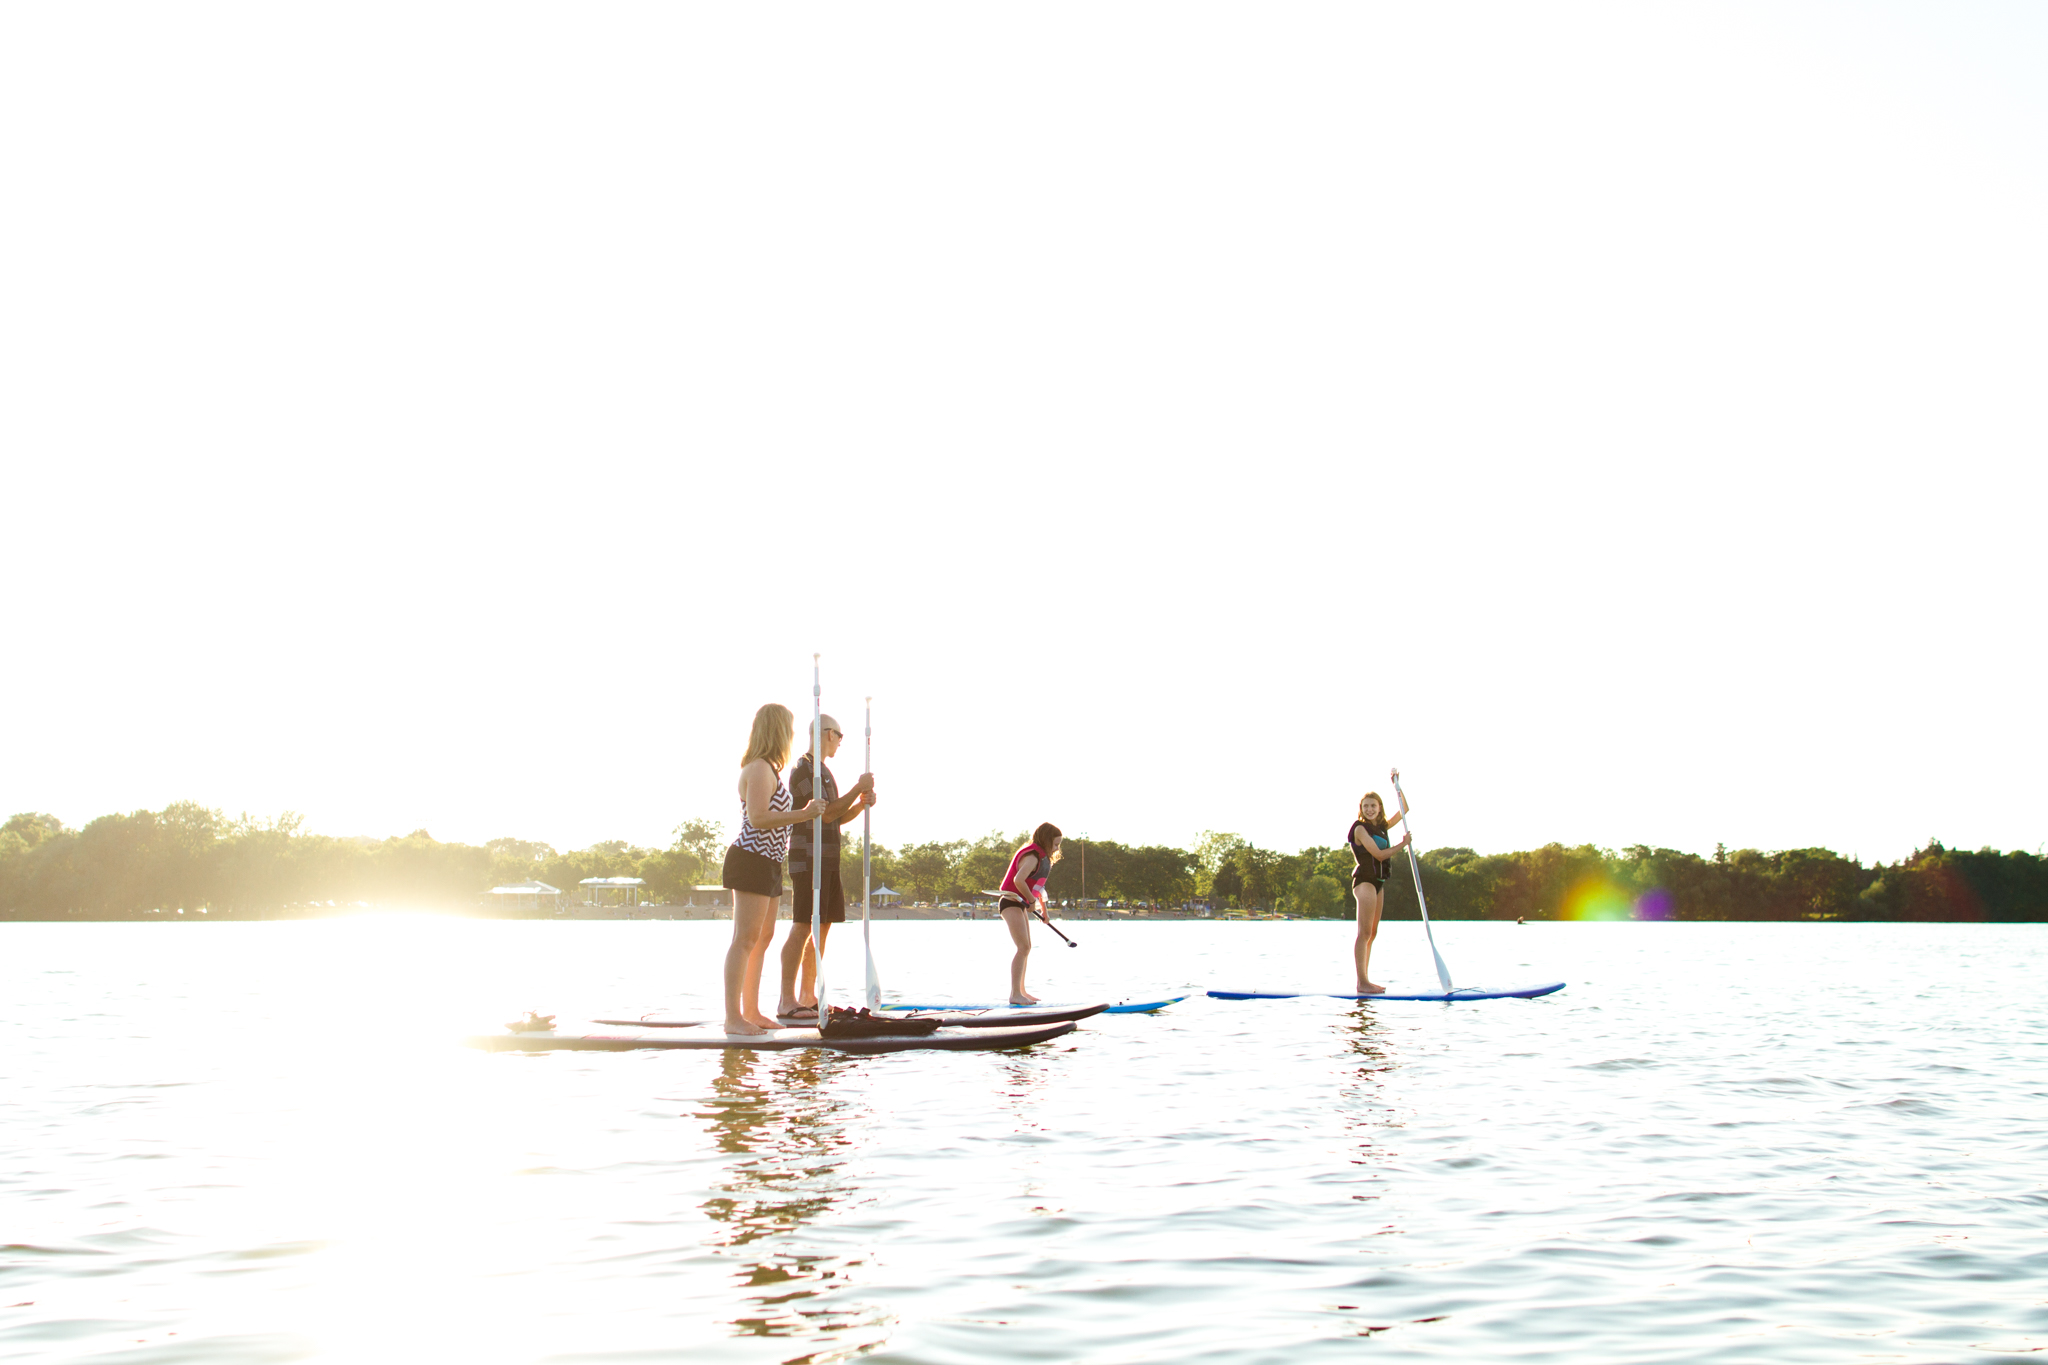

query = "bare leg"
[[725, 892, 780, 1033], [742, 909, 778, 1028], [1002, 906, 1038, 1004], [776, 921, 811, 1016], [1353, 882, 1386, 994], [777, 922, 832, 1014]]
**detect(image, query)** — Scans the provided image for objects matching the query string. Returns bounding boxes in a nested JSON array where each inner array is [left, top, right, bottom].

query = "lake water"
[[3, 919, 2044, 1364]]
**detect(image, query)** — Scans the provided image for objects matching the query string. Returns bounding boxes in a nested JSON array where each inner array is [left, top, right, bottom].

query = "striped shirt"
[[734, 766, 793, 862]]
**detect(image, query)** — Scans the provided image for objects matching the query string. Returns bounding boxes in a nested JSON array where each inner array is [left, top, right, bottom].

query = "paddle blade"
[[1428, 942, 1453, 993]]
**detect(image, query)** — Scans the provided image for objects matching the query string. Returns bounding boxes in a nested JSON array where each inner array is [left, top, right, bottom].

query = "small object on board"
[[505, 1011, 557, 1033], [820, 1006, 939, 1039]]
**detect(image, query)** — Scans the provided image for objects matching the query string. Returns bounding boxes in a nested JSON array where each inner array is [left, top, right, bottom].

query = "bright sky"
[[4, 2, 2043, 865]]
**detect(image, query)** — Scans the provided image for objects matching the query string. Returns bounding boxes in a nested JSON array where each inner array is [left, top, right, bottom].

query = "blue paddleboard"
[[1208, 982, 1565, 1002]]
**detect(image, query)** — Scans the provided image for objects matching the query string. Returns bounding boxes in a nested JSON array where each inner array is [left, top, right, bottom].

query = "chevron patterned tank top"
[[735, 767, 793, 862]]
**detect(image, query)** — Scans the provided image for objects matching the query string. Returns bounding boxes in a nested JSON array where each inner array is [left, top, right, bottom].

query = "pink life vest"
[[999, 843, 1050, 904]]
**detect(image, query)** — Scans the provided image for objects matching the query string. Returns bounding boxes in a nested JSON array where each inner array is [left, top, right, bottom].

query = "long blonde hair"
[[741, 704, 796, 770]]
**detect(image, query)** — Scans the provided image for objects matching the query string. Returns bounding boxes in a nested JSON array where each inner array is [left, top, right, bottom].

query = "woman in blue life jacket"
[[996, 823, 1062, 1005], [1348, 792, 1411, 994]]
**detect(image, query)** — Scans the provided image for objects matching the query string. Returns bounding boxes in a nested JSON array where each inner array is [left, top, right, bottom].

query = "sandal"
[[779, 1004, 820, 1021]]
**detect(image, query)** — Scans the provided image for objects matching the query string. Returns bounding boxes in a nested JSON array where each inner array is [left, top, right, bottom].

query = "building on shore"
[[580, 876, 646, 907], [489, 880, 562, 913]]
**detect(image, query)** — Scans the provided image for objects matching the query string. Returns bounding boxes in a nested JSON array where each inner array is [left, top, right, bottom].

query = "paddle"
[[979, 890, 1078, 947], [861, 696, 881, 1009], [810, 655, 829, 1019], [1390, 768, 1453, 993]]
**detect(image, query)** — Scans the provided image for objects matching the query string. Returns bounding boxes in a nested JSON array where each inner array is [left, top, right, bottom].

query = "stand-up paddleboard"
[[882, 997, 1185, 1015], [1208, 982, 1565, 1002], [790, 1002, 1103, 1028], [469, 1020, 1076, 1053], [596, 1012, 1103, 1032]]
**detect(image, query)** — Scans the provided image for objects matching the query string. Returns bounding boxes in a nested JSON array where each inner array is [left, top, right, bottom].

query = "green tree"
[[1192, 831, 1247, 898], [1296, 873, 1349, 917], [672, 819, 725, 866], [894, 841, 963, 903]]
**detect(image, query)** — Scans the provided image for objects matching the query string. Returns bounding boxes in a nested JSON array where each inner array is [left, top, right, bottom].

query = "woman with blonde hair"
[[721, 703, 824, 1034], [1347, 791, 1411, 994], [995, 823, 1062, 1005]]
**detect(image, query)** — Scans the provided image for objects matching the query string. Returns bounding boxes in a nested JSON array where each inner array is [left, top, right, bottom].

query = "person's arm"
[[824, 773, 875, 824], [1368, 831, 1411, 863], [831, 785, 872, 826], [1012, 852, 1039, 904], [745, 762, 823, 831]]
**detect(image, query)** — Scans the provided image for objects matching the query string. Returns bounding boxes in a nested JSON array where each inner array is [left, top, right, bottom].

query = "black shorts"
[[721, 844, 785, 899], [791, 862, 846, 924], [1352, 869, 1386, 890]]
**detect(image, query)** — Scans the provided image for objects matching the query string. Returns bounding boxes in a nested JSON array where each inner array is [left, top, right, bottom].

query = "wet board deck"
[[883, 997, 1186, 1015], [468, 1020, 1076, 1053], [1207, 982, 1566, 1002]]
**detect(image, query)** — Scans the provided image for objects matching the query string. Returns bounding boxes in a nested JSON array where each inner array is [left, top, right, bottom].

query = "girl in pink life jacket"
[[997, 823, 1062, 1005]]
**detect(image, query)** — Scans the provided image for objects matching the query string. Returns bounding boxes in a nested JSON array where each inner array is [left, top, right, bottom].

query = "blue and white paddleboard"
[[883, 996, 1186, 1015], [1208, 982, 1565, 1002]]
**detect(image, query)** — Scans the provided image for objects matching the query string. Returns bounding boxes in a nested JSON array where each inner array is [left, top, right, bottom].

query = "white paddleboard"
[[467, 1020, 1076, 1052]]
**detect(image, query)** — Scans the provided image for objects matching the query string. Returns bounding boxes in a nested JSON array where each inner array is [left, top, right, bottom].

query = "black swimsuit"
[[1349, 819, 1390, 888]]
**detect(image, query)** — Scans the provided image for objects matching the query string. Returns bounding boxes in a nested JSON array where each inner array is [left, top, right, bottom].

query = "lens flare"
[[1561, 876, 1671, 921]]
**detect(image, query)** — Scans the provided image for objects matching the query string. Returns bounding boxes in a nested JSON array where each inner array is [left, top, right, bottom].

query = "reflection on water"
[[1337, 1006, 1404, 1277], [694, 1048, 887, 1352]]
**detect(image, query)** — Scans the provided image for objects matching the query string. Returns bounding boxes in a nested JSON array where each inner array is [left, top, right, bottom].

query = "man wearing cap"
[[777, 714, 876, 1021]]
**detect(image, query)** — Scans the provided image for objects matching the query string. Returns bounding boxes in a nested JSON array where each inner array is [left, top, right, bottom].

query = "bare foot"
[[1008, 993, 1040, 1006], [1358, 981, 1386, 995], [725, 1018, 771, 1036], [744, 1012, 778, 1029]]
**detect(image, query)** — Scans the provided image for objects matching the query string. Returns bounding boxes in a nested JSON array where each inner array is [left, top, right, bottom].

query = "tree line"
[[2, 805, 2042, 921]]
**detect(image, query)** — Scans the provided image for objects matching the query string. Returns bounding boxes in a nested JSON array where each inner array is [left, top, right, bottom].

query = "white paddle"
[[811, 655, 829, 1020], [1390, 768, 1453, 993], [862, 696, 881, 1010]]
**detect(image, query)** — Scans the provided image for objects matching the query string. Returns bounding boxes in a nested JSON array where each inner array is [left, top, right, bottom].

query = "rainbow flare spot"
[[1561, 876, 1672, 921]]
